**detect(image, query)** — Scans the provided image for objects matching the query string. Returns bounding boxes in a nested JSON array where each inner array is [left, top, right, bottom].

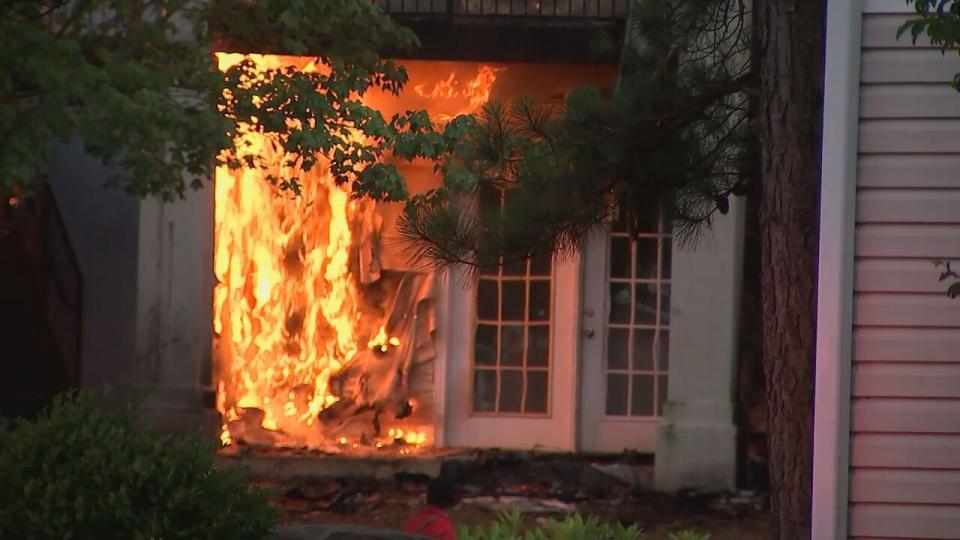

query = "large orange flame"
[[213, 54, 499, 451], [214, 53, 377, 445]]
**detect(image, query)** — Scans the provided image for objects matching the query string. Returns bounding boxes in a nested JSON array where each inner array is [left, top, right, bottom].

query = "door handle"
[[583, 328, 595, 338]]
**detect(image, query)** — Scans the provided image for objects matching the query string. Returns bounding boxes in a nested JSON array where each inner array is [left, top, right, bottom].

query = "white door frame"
[[441, 253, 580, 451], [577, 227, 665, 453]]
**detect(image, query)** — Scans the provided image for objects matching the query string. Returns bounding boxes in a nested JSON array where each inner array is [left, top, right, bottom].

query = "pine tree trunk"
[[757, 0, 826, 537]]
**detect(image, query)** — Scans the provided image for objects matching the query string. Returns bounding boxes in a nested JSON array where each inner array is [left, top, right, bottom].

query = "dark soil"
[[257, 452, 770, 539]]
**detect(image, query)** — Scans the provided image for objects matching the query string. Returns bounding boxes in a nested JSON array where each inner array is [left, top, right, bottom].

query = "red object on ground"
[[402, 505, 456, 540]]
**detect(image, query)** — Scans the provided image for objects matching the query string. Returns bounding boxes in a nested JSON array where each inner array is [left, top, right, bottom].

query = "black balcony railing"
[[376, 0, 628, 19], [375, 0, 626, 62]]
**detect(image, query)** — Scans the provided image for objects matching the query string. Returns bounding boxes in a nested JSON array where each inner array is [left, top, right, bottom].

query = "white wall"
[[134, 186, 218, 437], [654, 198, 744, 492], [48, 141, 139, 388], [49, 143, 218, 436]]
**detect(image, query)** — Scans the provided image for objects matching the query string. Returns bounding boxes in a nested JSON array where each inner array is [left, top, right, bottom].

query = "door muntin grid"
[[472, 252, 552, 415], [605, 213, 671, 418], [471, 189, 553, 416]]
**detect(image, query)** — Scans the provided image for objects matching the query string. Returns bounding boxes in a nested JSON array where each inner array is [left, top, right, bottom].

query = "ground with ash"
[[258, 453, 770, 539]]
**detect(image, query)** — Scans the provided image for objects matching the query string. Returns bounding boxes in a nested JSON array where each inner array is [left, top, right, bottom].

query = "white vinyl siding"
[[850, 3, 960, 538]]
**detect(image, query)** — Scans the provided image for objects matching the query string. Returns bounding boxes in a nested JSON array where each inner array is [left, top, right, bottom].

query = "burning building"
[[23, 1, 745, 494]]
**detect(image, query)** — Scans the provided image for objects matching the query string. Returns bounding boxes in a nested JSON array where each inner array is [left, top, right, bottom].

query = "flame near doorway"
[[211, 54, 499, 454]]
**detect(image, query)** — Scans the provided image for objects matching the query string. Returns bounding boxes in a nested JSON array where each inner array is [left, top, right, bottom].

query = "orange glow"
[[367, 325, 401, 353], [414, 65, 502, 122], [214, 53, 375, 447], [213, 54, 498, 452]]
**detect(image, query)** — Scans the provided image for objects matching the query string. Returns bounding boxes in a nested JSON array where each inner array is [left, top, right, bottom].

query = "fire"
[[414, 65, 502, 122], [213, 53, 376, 445], [212, 54, 499, 451], [367, 325, 400, 353]]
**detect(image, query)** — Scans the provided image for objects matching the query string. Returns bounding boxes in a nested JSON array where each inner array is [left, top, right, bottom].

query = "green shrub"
[[459, 508, 712, 540], [668, 531, 711, 540], [0, 391, 277, 539]]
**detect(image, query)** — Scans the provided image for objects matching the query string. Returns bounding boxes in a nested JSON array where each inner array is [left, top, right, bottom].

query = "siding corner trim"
[[813, 0, 863, 538]]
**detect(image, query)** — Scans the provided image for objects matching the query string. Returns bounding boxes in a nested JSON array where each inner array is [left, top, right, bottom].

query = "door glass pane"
[[610, 237, 630, 278], [528, 281, 550, 321], [634, 283, 657, 325], [499, 370, 523, 412], [609, 282, 631, 324], [527, 325, 549, 367], [500, 281, 526, 321], [630, 374, 655, 416], [632, 329, 655, 370], [475, 324, 498, 366], [477, 279, 499, 320], [525, 371, 548, 413], [499, 325, 524, 367], [473, 370, 497, 412], [606, 374, 629, 416], [634, 239, 658, 279], [607, 328, 629, 370]]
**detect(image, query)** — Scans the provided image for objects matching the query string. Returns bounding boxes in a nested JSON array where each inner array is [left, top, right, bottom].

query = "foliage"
[[1, 0, 460, 201], [934, 260, 960, 298], [899, 0, 960, 89], [458, 508, 711, 540], [898, 3, 960, 297], [0, 391, 277, 539], [458, 508, 644, 540], [667, 531, 711, 540], [399, 0, 756, 270]]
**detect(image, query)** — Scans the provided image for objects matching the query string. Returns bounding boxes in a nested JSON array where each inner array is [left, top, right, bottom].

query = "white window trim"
[[813, 0, 862, 538]]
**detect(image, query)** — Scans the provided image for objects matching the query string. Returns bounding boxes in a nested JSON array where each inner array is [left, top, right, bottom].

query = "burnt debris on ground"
[[248, 450, 767, 535]]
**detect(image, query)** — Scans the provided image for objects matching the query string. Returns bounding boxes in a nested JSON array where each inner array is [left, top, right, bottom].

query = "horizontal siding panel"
[[863, 0, 919, 14], [859, 155, 960, 188], [851, 469, 960, 504], [855, 224, 960, 257], [850, 503, 960, 538], [861, 50, 959, 83], [863, 14, 939, 49], [852, 398, 960, 433], [852, 433, 960, 469], [854, 363, 960, 397], [855, 259, 950, 293], [860, 84, 960, 119], [860, 119, 960, 153], [855, 328, 960, 363], [854, 293, 960, 327], [857, 189, 960, 224]]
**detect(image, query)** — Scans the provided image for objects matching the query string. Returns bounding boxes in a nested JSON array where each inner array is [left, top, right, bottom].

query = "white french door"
[[442, 250, 580, 451], [578, 214, 672, 452]]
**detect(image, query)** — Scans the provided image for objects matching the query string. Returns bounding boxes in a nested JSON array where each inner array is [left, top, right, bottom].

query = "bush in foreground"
[[0, 391, 276, 539], [459, 508, 711, 540]]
